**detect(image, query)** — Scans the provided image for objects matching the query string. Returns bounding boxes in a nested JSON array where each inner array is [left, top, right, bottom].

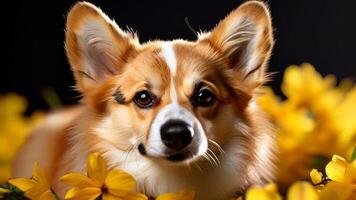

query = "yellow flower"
[[156, 189, 195, 200], [8, 162, 56, 200], [61, 152, 147, 200], [0, 187, 10, 198], [319, 155, 356, 200], [310, 169, 323, 185], [245, 183, 282, 200], [287, 181, 319, 200]]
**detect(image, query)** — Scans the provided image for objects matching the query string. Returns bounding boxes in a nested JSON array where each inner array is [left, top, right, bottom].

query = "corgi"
[[12, 1, 275, 199]]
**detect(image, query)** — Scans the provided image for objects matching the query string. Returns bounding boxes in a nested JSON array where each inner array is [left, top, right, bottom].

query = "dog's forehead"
[[152, 40, 210, 81], [125, 40, 215, 98], [130, 41, 181, 85]]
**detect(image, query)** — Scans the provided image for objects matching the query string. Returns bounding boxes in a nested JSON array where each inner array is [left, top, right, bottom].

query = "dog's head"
[[65, 1, 273, 168]]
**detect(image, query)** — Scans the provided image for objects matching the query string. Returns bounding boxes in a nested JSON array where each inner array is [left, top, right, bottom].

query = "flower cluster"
[[5, 152, 195, 200], [234, 153, 356, 200], [258, 63, 356, 189]]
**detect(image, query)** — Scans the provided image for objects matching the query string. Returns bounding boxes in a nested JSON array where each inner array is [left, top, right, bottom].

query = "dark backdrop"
[[5, 0, 356, 113]]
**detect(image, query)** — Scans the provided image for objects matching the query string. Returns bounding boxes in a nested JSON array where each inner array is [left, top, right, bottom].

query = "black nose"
[[160, 120, 193, 151]]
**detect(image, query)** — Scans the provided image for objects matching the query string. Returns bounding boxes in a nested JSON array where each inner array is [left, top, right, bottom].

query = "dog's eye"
[[134, 91, 155, 108], [192, 87, 216, 107]]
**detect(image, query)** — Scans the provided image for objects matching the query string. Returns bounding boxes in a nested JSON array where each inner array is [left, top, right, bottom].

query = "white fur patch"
[[161, 43, 177, 75], [169, 80, 178, 102], [161, 42, 178, 102]]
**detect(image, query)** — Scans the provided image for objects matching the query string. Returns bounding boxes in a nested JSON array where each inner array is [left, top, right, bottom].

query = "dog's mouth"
[[166, 152, 193, 161], [138, 143, 195, 162]]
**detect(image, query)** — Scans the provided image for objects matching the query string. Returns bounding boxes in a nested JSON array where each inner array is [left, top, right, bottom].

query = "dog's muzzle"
[[139, 103, 208, 162]]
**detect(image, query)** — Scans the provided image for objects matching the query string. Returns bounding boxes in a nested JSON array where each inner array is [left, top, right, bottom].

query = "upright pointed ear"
[[202, 1, 274, 89], [65, 2, 138, 94]]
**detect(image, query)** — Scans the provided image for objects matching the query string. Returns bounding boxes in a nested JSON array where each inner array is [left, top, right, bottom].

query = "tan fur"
[[12, 1, 276, 199]]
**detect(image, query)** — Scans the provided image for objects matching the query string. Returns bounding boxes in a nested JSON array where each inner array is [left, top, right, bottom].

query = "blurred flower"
[[0, 93, 43, 183], [61, 152, 147, 200], [244, 183, 282, 200], [287, 181, 319, 200], [156, 189, 195, 200], [258, 63, 356, 189], [319, 182, 356, 200], [8, 162, 57, 200], [281, 63, 336, 107]]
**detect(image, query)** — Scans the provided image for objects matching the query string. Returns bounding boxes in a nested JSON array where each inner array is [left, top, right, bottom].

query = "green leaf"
[[352, 147, 356, 161]]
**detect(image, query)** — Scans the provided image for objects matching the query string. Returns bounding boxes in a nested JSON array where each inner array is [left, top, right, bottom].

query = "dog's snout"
[[160, 120, 193, 151]]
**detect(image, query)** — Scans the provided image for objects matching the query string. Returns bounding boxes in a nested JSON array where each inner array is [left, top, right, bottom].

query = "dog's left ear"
[[201, 1, 274, 89]]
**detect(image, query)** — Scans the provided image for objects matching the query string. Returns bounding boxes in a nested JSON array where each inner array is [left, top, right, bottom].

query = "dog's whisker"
[[206, 149, 219, 167], [208, 139, 225, 155], [203, 151, 217, 168], [207, 148, 221, 167]]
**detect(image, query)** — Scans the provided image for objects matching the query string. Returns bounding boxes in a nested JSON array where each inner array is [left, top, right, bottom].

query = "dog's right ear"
[[65, 2, 138, 94]]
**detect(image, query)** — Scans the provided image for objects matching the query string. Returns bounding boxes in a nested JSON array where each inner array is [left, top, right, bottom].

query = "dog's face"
[[65, 1, 273, 167]]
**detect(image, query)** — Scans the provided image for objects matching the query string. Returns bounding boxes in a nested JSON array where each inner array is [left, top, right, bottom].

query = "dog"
[[12, 1, 275, 199]]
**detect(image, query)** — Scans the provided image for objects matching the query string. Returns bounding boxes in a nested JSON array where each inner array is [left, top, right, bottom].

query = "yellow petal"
[[156, 189, 194, 200], [156, 193, 179, 200], [64, 187, 101, 200], [25, 186, 50, 200], [87, 152, 107, 184], [60, 173, 100, 188], [319, 182, 356, 200], [39, 189, 56, 200], [344, 160, 356, 184], [264, 184, 278, 193], [8, 178, 37, 191], [246, 187, 281, 200], [325, 155, 348, 182], [64, 188, 80, 199], [310, 169, 323, 184], [32, 161, 50, 188], [103, 193, 146, 200], [287, 181, 319, 200], [106, 170, 136, 197], [124, 192, 148, 200], [102, 193, 121, 200]]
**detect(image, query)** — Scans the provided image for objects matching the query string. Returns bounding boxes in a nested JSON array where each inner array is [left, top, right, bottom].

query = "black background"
[[5, 0, 356, 113]]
